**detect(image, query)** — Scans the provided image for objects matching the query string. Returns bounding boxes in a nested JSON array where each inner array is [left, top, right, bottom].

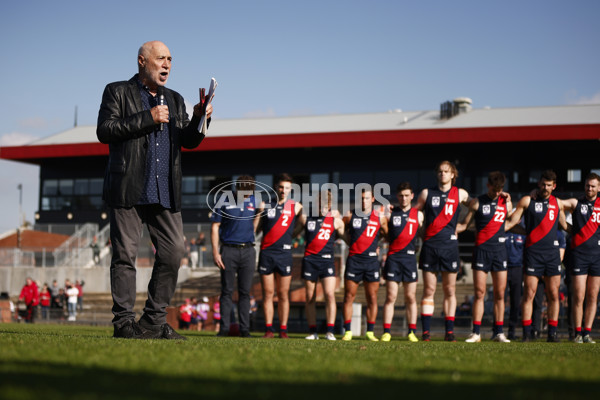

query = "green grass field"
[[1, 324, 599, 400]]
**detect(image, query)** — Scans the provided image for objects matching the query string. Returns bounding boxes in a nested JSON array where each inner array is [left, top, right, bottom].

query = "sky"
[[0, 0, 599, 233]]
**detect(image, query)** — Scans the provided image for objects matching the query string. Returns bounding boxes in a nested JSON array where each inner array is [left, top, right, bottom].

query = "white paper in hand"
[[199, 77, 218, 134]]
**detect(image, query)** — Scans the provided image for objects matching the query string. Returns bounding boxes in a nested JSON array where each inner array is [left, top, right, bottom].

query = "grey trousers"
[[219, 245, 256, 334], [110, 205, 185, 328]]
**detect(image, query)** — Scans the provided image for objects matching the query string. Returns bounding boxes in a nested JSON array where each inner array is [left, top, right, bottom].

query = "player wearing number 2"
[[298, 191, 345, 340], [256, 173, 303, 338], [562, 172, 600, 343], [505, 170, 568, 342], [342, 187, 388, 341], [458, 171, 512, 343], [417, 161, 471, 342]]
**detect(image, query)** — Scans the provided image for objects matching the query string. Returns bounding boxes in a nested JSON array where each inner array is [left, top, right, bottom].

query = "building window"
[[567, 169, 582, 183]]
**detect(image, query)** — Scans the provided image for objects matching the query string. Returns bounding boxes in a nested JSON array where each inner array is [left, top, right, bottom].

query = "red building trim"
[[1, 124, 599, 163]]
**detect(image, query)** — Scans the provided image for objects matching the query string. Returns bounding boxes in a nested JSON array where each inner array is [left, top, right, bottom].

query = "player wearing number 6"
[[416, 161, 470, 342], [505, 170, 568, 342], [457, 171, 512, 343], [341, 187, 388, 341], [256, 173, 303, 339], [298, 191, 345, 340], [562, 172, 600, 343]]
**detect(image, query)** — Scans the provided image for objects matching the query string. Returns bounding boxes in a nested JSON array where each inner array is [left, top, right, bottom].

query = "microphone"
[[157, 86, 165, 130]]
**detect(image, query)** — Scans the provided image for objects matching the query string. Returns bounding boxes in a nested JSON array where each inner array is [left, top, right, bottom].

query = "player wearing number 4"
[[562, 172, 600, 344], [256, 173, 303, 339], [505, 170, 568, 342], [417, 161, 471, 342], [342, 187, 388, 341], [457, 171, 512, 343], [381, 182, 423, 342], [298, 191, 345, 341]]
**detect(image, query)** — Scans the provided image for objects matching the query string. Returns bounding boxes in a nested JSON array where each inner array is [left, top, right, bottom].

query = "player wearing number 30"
[[505, 170, 568, 342], [342, 187, 388, 341], [417, 161, 470, 342], [298, 191, 345, 341], [457, 172, 512, 343], [256, 173, 303, 339]]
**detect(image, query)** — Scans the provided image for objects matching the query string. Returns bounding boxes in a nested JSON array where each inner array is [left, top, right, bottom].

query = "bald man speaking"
[[97, 41, 213, 340]]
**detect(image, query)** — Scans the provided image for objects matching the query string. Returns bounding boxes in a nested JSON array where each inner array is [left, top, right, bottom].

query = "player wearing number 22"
[[256, 173, 303, 339], [505, 170, 568, 342], [416, 161, 471, 342], [342, 188, 388, 341], [458, 171, 512, 343]]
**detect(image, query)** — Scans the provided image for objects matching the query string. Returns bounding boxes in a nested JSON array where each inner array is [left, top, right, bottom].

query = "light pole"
[[17, 183, 23, 228]]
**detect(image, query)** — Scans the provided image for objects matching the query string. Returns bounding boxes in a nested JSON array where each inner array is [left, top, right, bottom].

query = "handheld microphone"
[[157, 86, 165, 130]]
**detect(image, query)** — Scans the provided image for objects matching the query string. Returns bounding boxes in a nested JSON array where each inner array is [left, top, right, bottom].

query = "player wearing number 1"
[[342, 188, 388, 341], [298, 191, 345, 341], [505, 170, 568, 342], [562, 172, 600, 343], [417, 161, 470, 342], [256, 173, 303, 339], [458, 171, 512, 343]]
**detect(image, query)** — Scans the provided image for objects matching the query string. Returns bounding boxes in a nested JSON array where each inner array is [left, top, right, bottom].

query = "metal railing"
[[53, 223, 99, 267]]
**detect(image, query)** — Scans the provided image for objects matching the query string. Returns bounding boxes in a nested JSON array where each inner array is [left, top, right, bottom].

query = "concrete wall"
[[0, 266, 193, 296]]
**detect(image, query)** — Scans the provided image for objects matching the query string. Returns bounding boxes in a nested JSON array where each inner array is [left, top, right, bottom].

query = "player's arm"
[[458, 188, 471, 206], [293, 212, 306, 238], [334, 216, 346, 240], [341, 211, 353, 245], [557, 198, 569, 232], [561, 197, 578, 214], [457, 197, 478, 234], [505, 196, 530, 232], [415, 188, 428, 211], [210, 222, 225, 270], [379, 215, 389, 237], [254, 201, 265, 233]]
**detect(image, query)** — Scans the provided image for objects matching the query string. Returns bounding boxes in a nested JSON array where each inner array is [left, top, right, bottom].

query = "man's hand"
[[213, 251, 225, 270], [193, 103, 213, 118], [151, 105, 169, 125]]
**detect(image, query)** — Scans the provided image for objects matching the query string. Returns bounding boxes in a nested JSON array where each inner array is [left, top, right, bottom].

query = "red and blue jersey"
[[424, 186, 460, 248], [304, 212, 336, 259], [388, 207, 418, 256], [260, 199, 296, 253], [348, 209, 381, 259], [475, 194, 507, 249], [569, 196, 600, 254], [525, 195, 559, 251]]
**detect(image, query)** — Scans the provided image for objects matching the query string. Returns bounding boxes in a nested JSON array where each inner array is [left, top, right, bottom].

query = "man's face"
[[138, 42, 172, 90], [396, 189, 414, 209], [361, 191, 374, 211], [437, 164, 454, 185], [277, 181, 292, 201], [538, 179, 556, 198], [584, 178, 599, 200]]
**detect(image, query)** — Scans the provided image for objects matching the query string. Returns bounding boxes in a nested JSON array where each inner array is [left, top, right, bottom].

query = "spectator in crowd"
[[197, 232, 206, 267], [196, 296, 210, 331], [39, 283, 51, 320], [66, 283, 79, 321], [458, 295, 473, 317], [52, 288, 66, 319], [249, 295, 258, 331], [179, 299, 193, 330], [189, 238, 199, 269], [75, 280, 84, 313], [91, 236, 101, 264], [18, 277, 39, 323], [49, 280, 60, 305], [505, 230, 526, 340], [189, 297, 199, 330], [213, 299, 221, 332]]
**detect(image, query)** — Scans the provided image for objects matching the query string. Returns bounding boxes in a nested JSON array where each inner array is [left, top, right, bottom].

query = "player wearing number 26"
[[505, 170, 568, 342]]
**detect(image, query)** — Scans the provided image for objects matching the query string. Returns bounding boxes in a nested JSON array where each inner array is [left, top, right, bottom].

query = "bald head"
[[137, 41, 172, 91]]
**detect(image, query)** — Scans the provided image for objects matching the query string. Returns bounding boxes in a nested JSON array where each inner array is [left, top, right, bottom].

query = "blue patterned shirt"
[[136, 80, 172, 209]]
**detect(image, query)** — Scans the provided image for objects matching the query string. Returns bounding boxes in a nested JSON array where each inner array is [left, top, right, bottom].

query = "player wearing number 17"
[[417, 161, 471, 342], [457, 171, 512, 343], [505, 170, 568, 342]]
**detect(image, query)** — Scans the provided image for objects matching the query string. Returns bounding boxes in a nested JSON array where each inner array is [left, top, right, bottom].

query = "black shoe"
[[241, 331, 252, 338], [444, 332, 456, 342], [547, 332, 560, 343], [113, 320, 144, 339], [522, 335, 531, 343], [161, 323, 187, 340], [216, 331, 228, 337]]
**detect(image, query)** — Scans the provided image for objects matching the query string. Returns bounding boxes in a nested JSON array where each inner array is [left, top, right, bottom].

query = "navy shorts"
[[383, 252, 418, 282], [568, 251, 600, 277], [302, 256, 336, 282], [419, 243, 459, 273], [258, 251, 293, 276], [523, 249, 562, 277], [472, 247, 508, 273], [345, 256, 380, 283]]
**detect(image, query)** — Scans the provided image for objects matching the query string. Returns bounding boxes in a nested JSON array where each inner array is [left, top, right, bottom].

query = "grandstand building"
[[1, 99, 599, 227]]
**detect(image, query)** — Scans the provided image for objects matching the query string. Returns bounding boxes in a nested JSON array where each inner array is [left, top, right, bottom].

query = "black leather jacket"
[[97, 75, 205, 210]]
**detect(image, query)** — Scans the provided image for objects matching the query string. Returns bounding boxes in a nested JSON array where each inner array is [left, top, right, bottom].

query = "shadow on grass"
[[0, 360, 595, 400]]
